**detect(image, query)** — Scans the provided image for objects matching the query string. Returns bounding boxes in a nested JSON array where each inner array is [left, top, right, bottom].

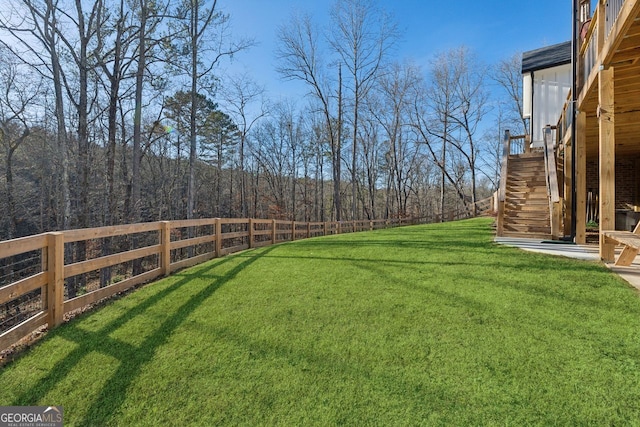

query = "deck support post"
[[564, 133, 573, 237], [599, 66, 616, 262], [575, 111, 587, 244]]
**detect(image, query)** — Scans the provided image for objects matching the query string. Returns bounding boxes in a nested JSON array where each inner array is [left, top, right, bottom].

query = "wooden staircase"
[[501, 152, 552, 239]]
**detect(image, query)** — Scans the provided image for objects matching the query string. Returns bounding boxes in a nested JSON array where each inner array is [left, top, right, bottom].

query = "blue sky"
[[222, 0, 573, 100]]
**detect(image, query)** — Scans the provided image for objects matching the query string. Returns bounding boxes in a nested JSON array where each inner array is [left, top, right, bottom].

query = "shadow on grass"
[[257, 244, 607, 275], [292, 237, 498, 251], [10, 246, 274, 425], [253, 234, 632, 315]]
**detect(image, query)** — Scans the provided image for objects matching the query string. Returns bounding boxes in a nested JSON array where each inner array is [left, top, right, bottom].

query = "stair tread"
[[506, 201, 548, 205], [504, 213, 550, 218], [501, 231, 552, 239], [503, 225, 551, 233], [498, 153, 554, 238]]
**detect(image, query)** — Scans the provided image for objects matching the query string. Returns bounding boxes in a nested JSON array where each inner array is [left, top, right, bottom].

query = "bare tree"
[[0, 0, 72, 232], [329, 0, 398, 220], [446, 47, 490, 214], [409, 61, 468, 213], [252, 113, 290, 219], [493, 53, 527, 136], [220, 73, 267, 217], [0, 48, 41, 238], [480, 105, 510, 190], [276, 13, 343, 220], [94, 0, 137, 228], [132, 0, 160, 223], [410, 47, 490, 217], [308, 113, 328, 221], [427, 49, 463, 218], [369, 62, 421, 218], [166, 0, 252, 220]]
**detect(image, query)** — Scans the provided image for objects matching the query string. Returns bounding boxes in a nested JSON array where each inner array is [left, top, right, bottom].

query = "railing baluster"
[[606, 0, 624, 37]]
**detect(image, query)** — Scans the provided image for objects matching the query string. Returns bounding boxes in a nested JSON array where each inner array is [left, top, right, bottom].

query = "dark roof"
[[522, 41, 572, 73]]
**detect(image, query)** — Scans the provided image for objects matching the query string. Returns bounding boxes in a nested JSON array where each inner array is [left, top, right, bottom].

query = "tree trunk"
[[240, 135, 247, 217], [131, 0, 148, 276], [100, 0, 125, 288], [187, 0, 198, 221], [440, 118, 447, 221], [44, 0, 70, 232], [351, 84, 358, 220], [334, 64, 343, 222], [5, 145, 16, 239]]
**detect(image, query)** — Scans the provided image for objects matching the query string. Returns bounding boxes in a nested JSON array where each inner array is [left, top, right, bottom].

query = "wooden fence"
[[0, 197, 496, 355], [0, 217, 422, 353]]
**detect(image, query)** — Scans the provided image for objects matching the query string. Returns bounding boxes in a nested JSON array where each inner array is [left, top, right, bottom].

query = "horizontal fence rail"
[[0, 208, 491, 355]]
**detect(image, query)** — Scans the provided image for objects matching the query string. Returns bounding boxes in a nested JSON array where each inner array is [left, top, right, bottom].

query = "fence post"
[[291, 221, 295, 241], [249, 218, 255, 249], [47, 232, 64, 328], [323, 222, 328, 236], [272, 219, 277, 244], [40, 247, 48, 318], [215, 219, 222, 257], [307, 222, 311, 239], [337, 222, 341, 234], [160, 221, 171, 276]]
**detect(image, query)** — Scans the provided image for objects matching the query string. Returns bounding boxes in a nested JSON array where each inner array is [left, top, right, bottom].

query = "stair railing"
[[496, 130, 511, 236], [543, 125, 563, 239], [497, 130, 531, 236], [507, 134, 530, 156]]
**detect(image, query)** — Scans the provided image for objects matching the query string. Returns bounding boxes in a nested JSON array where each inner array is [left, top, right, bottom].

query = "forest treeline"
[[0, 0, 525, 241]]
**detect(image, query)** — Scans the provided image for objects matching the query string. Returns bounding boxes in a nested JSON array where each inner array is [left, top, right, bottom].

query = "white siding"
[[522, 73, 532, 119], [531, 63, 571, 147]]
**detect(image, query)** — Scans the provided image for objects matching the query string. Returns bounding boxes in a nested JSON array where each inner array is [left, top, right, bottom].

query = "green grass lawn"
[[2, 218, 640, 425]]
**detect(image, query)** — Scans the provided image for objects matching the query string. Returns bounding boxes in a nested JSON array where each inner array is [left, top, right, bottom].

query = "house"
[[495, 42, 571, 240], [497, 0, 640, 262], [522, 41, 572, 150]]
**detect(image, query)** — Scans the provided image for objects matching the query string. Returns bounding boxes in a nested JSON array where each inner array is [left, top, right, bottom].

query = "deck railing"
[[543, 126, 563, 239], [497, 130, 529, 235], [581, 11, 599, 89], [507, 134, 529, 156], [580, 0, 629, 92], [0, 205, 492, 355], [556, 91, 573, 145], [606, 0, 625, 37]]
